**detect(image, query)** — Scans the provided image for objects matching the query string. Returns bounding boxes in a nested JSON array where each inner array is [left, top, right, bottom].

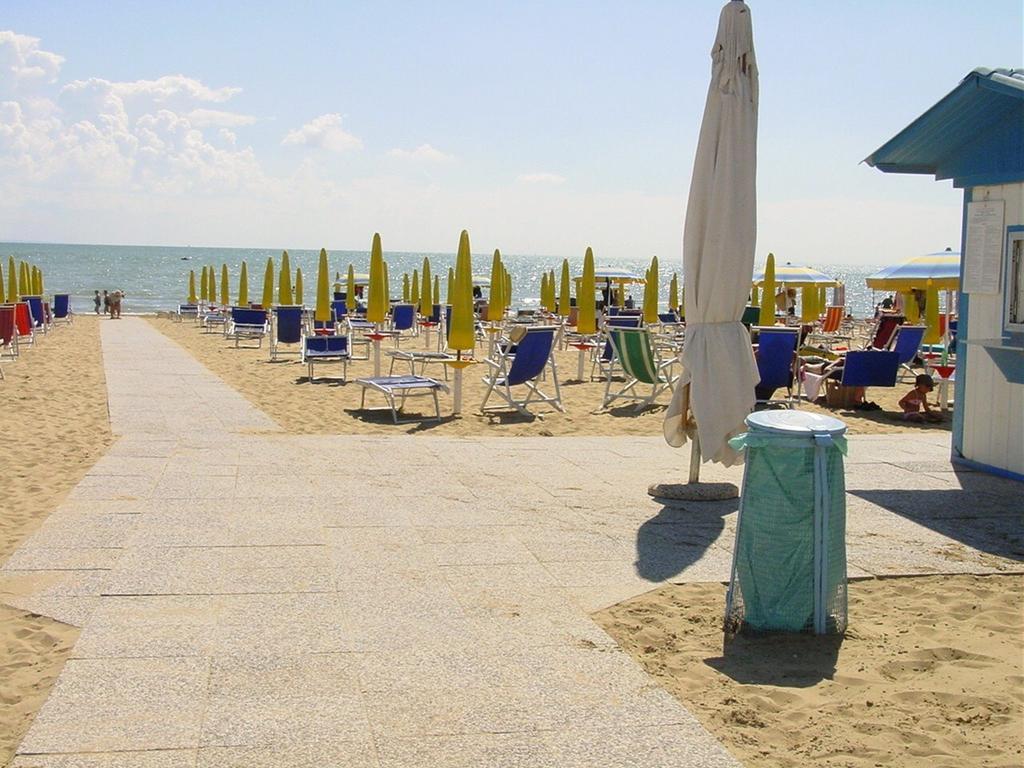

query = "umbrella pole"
[[453, 351, 463, 415], [373, 323, 382, 377], [688, 433, 701, 484]]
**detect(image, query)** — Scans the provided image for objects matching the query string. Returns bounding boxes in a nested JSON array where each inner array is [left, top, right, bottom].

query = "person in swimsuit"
[[898, 374, 941, 422]]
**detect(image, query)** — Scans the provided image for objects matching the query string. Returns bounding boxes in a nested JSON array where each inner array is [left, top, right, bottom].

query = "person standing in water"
[[102, 290, 110, 317], [94, 290, 101, 314]]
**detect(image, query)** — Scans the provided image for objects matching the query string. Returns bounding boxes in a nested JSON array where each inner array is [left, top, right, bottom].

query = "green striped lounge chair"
[[602, 327, 680, 410]]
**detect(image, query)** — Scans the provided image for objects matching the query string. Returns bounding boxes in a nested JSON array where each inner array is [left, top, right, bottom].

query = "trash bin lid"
[[746, 410, 846, 436]]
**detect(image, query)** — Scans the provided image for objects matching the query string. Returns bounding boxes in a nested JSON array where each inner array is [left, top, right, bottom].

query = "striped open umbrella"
[[753, 262, 837, 287], [865, 250, 960, 291]]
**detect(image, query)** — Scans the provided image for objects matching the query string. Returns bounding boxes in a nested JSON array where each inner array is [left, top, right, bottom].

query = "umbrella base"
[[647, 482, 739, 504]]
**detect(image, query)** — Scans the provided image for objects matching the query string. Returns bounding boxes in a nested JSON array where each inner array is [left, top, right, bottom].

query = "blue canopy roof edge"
[[864, 68, 1024, 188]]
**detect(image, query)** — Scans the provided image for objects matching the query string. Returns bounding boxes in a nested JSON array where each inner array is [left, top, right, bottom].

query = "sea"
[[0, 242, 887, 319]]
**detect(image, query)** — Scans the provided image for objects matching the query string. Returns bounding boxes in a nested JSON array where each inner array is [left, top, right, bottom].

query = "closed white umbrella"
[[664, 0, 759, 478]]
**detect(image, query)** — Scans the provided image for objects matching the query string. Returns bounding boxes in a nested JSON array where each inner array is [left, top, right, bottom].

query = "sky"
[[1, 1, 1021, 264]]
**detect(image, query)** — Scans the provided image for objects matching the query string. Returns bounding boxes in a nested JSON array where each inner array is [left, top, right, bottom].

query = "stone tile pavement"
[[3, 317, 1020, 767]]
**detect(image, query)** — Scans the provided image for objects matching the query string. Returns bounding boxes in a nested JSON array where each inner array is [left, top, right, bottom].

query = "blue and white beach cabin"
[[865, 68, 1024, 481]]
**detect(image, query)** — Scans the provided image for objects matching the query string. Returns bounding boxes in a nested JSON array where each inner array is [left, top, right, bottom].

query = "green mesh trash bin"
[[726, 411, 848, 635]]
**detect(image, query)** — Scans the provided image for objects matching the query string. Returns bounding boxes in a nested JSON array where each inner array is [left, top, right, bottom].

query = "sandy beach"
[[0, 316, 112, 766], [1, 315, 1016, 768], [596, 574, 1024, 768], [149, 316, 951, 437]]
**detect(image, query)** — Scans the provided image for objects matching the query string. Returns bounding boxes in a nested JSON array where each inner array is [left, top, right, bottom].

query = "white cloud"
[[187, 108, 257, 128], [516, 172, 566, 185], [282, 113, 362, 152], [387, 143, 452, 162], [0, 31, 64, 93]]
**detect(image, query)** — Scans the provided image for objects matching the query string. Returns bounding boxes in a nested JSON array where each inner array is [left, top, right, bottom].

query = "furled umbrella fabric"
[[0, 262, 6, 303], [448, 231, 475, 351], [758, 252, 775, 326], [577, 247, 597, 335], [402, 273, 410, 303], [421, 258, 433, 316], [346, 265, 356, 312], [489, 250, 505, 322], [208, 267, 217, 307], [664, 0, 759, 467], [262, 258, 274, 308], [411, 269, 420, 310], [315, 248, 331, 323], [221, 264, 230, 307], [7, 256, 16, 302], [559, 259, 571, 318], [200, 266, 208, 302], [643, 256, 659, 325], [238, 261, 249, 306], [295, 268, 303, 305], [366, 234, 387, 324], [279, 251, 293, 305], [669, 272, 680, 312]]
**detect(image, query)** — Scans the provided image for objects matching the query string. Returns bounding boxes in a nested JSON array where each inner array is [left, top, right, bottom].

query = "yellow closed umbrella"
[[188, 270, 197, 303], [421, 258, 432, 316], [262, 257, 274, 308], [558, 259, 571, 317], [434, 275, 440, 307], [924, 285, 941, 344], [643, 256, 659, 325], [279, 251, 293, 304], [489, 250, 505, 322], [751, 283, 758, 306], [7, 256, 16, 302], [208, 266, 217, 306], [346, 264, 356, 311], [411, 268, 420, 309], [315, 248, 331, 323], [295, 267, 303, 305], [669, 272, 679, 312], [221, 263, 230, 306], [759, 252, 776, 325], [578, 247, 597, 335], [366, 233, 386, 324], [818, 285, 827, 314], [449, 230, 475, 351], [0, 261, 5, 304], [447, 267, 455, 304], [30, 266, 38, 295], [200, 266, 208, 302], [238, 261, 249, 305], [504, 267, 512, 309], [383, 260, 390, 302], [548, 269, 558, 313], [402, 273, 410, 303], [539, 272, 548, 312], [19, 262, 28, 296]]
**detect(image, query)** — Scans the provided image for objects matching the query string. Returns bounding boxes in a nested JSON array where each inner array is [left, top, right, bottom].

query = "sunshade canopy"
[[753, 262, 837, 287], [865, 251, 961, 291]]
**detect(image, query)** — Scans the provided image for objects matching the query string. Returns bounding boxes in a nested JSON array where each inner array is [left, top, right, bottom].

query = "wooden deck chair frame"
[[480, 325, 564, 416], [602, 327, 679, 410]]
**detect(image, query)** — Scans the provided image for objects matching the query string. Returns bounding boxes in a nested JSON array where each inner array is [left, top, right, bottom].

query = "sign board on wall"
[[963, 200, 1005, 294]]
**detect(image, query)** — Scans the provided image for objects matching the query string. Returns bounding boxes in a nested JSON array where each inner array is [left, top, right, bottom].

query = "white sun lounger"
[[355, 375, 448, 423]]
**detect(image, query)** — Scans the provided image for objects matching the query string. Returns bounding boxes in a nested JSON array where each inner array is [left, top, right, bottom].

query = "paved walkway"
[[3, 318, 1020, 767]]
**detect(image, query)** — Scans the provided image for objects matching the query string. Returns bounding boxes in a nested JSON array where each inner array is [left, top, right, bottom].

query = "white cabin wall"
[[962, 182, 1024, 475]]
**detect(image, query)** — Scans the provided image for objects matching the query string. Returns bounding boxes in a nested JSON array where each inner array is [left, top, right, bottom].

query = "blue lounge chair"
[[331, 299, 348, 326], [270, 305, 304, 360], [888, 325, 926, 380], [356, 375, 448, 423], [176, 303, 199, 323], [481, 325, 563, 415], [391, 303, 417, 346], [741, 305, 762, 327], [52, 294, 72, 325], [229, 307, 269, 348], [302, 334, 350, 382], [754, 326, 799, 407], [603, 327, 679, 410], [24, 296, 46, 335], [839, 350, 900, 388]]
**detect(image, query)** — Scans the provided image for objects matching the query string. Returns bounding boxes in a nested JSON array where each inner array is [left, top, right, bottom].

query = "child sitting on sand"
[[898, 374, 941, 422]]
